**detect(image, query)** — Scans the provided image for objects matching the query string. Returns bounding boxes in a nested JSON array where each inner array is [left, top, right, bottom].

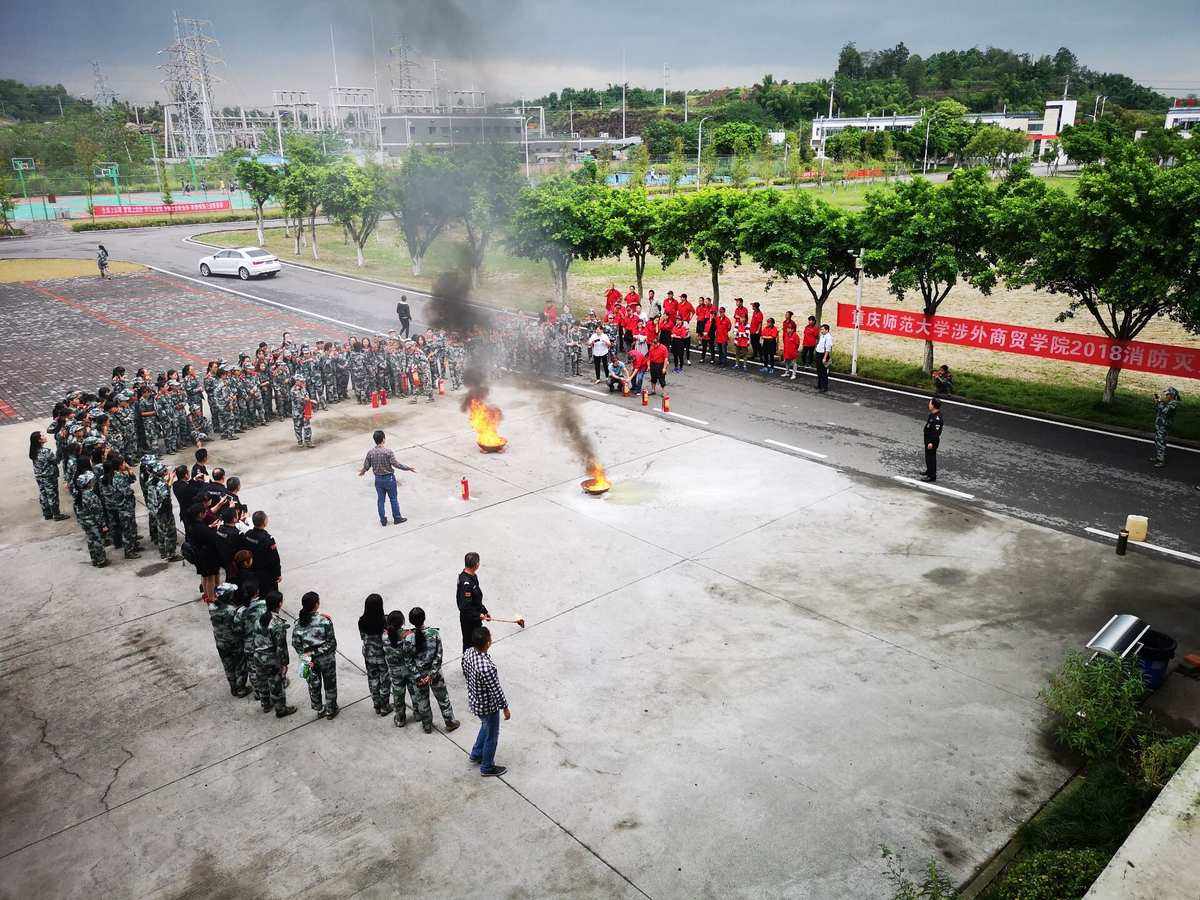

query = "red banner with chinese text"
[[836, 303, 1200, 379], [92, 200, 231, 217]]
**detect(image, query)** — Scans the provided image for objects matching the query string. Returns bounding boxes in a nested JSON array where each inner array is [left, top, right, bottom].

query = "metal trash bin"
[[1137, 629, 1177, 690], [1086, 614, 1149, 661]]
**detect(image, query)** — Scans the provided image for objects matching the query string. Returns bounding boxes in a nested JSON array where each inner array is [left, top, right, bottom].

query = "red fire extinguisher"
[[400, 373, 409, 394], [370, 391, 379, 408], [302, 397, 314, 419], [461, 476, 470, 501], [661, 393, 670, 413], [380, 388, 388, 405], [641, 389, 649, 406]]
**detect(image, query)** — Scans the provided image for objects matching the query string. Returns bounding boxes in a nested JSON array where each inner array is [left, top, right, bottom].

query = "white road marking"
[[560, 383, 608, 397], [663, 411, 709, 425], [1084, 527, 1200, 564], [765, 439, 828, 460], [143, 264, 382, 333], [892, 476, 976, 500]]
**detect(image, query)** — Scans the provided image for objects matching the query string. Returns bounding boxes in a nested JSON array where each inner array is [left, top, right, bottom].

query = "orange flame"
[[468, 398, 507, 449], [586, 458, 611, 491]]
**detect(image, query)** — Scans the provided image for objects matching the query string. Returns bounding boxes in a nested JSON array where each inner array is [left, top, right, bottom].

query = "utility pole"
[[697, 115, 711, 187], [431, 58, 440, 110], [330, 24, 340, 88], [684, 92, 688, 123], [621, 50, 627, 140], [1062, 75, 1070, 100], [663, 62, 669, 107], [851, 248, 864, 375], [828, 79, 835, 118], [922, 112, 931, 175]]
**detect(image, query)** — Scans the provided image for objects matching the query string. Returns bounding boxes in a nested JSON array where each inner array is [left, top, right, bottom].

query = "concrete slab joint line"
[[893, 475, 976, 501]]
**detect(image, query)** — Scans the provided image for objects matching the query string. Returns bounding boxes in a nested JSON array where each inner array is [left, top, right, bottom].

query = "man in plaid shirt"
[[462, 626, 511, 777]]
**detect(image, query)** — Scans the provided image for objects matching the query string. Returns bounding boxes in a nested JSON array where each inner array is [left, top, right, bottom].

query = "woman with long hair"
[[252, 591, 297, 718], [29, 431, 68, 521], [358, 594, 393, 716], [292, 591, 338, 720], [184, 501, 222, 603], [406, 607, 460, 735], [382, 610, 412, 727]]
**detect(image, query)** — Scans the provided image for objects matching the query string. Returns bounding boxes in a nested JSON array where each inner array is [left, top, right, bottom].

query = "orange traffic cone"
[[661, 393, 671, 413], [370, 391, 379, 409]]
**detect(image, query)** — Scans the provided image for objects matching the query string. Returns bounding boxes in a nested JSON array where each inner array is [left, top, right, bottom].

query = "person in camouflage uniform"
[[447, 338, 466, 390], [30, 432, 69, 521], [270, 358, 291, 419], [410, 343, 436, 403], [243, 364, 266, 426], [256, 364, 274, 421], [113, 393, 138, 461], [297, 346, 319, 406], [385, 340, 403, 396], [203, 363, 223, 436], [182, 365, 204, 413], [358, 594, 393, 715], [99, 456, 140, 559], [74, 471, 108, 567], [209, 582, 251, 697], [170, 381, 191, 445], [146, 462, 181, 560], [333, 343, 350, 400], [363, 339, 381, 398], [382, 610, 414, 727], [1152, 387, 1180, 468], [235, 581, 268, 706], [213, 370, 239, 441], [291, 376, 313, 447], [293, 591, 339, 719], [185, 404, 210, 446], [137, 388, 161, 453], [405, 607, 460, 734], [349, 340, 368, 403], [319, 344, 337, 407], [253, 591, 297, 717], [154, 384, 178, 454]]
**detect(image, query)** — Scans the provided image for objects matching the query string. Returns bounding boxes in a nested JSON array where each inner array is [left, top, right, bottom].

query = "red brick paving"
[[0, 271, 355, 422]]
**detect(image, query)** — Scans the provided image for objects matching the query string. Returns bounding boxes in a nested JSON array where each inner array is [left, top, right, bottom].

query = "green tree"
[[628, 143, 650, 189], [319, 162, 386, 267], [995, 149, 1200, 403], [739, 190, 861, 325], [507, 178, 615, 303], [1059, 120, 1120, 165], [278, 162, 323, 259], [711, 121, 764, 156], [731, 152, 751, 189], [756, 133, 776, 185], [600, 187, 660, 294], [912, 100, 972, 167], [667, 137, 686, 194], [654, 189, 748, 305], [861, 170, 998, 373], [454, 144, 523, 286], [0, 172, 16, 235], [836, 43, 865, 79], [383, 150, 457, 276], [235, 157, 279, 246], [1137, 126, 1184, 166]]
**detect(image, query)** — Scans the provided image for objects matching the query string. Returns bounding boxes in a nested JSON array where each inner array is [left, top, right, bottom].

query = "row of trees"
[[505, 150, 1200, 403]]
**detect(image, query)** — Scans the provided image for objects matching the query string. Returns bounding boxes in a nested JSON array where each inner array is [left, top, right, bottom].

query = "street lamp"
[[696, 115, 712, 188], [850, 248, 865, 375], [524, 115, 536, 183]]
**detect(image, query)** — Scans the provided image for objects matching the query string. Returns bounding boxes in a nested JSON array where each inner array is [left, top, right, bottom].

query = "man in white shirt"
[[815, 324, 833, 393], [587, 327, 612, 383]]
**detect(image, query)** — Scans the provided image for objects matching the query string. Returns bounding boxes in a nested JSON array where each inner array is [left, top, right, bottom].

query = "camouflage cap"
[[214, 582, 239, 600], [140, 453, 159, 468], [76, 470, 95, 488]]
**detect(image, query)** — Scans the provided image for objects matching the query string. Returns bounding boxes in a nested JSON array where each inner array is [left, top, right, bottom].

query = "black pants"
[[683, 336, 691, 362], [700, 336, 714, 361], [762, 340, 777, 371], [399, 317, 411, 338], [751, 333, 762, 363], [717, 343, 728, 366], [671, 339, 686, 369], [659, 329, 671, 347], [816, 357, 829, 391], [801, 346, 815, 366], [649, 364, 666, 389], [592, 355, 609, 380], [924, 444, 938, 480]]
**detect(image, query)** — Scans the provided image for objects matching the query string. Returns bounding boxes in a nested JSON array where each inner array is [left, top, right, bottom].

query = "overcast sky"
[[2, 0, 1197, 107]]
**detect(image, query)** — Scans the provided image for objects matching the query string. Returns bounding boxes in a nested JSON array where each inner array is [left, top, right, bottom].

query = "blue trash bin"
[[1137, 629, 1177, 689]]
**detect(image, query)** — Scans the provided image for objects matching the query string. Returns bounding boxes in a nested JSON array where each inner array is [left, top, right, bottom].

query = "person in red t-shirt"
[[647, 340, 669, 394], [624, 285, 640, 308], [605, 284, 621, 313], [695, 299, 713, 362], [670, 319, 690, 373], [628, 347, 648, 393], [782, 310, 797, 339], [749, 301, 764, 365], [675, 293, 695, 365], [733, 298, 748, 328], [644, 317, 659, 345], [733, 321, 751, 369], [782, 323, 801, 379], [760, 318, 779, 374], [657, 308, 672, 346], [542, 300, 558, 326], [714, 308, 732, 367], [801, 315, 819, 368], [663, 291, 678, 320]]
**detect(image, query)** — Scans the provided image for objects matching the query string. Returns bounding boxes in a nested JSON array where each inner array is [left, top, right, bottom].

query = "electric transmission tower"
[[388, 34, 432, 111], [158, 12, 223, 158], [91, 60, 118, 108]]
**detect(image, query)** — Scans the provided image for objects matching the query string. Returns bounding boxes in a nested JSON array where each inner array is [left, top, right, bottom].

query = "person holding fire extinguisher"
[[290, 375, 314, 448]]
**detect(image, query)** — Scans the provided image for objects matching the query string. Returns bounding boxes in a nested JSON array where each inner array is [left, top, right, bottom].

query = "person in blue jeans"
[[461, 626, 511, 777], [356, 429, 417, 527]]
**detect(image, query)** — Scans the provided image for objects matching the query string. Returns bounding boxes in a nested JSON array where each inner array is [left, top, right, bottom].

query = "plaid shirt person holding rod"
[[357, 430, 415, 526], [462, 626, 510, 777]]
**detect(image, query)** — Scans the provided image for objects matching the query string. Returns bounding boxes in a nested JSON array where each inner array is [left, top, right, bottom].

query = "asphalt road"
[[5, 218, 1199, 560]]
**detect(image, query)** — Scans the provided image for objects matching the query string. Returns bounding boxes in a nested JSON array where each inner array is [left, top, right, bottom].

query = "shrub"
[[1137, 733, 1199, 790], [70, 209, 285, 232], [1039, 651, 1145, 762], [1019, 762, 1148, 853], [990, 849, 1108, 900], [879, 845, 958, 899]]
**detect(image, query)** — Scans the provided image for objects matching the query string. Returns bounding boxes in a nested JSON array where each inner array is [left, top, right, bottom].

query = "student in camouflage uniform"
[[349, 340, 368, 403], [170, 381, 191, 445], [235, 580, 268, 705], [137, 388, 160, 453], [363, 339, 381, 398], [405, 607, 460, 734], [253, 591, 297, 717], [447, 339, 466, 390], [243, 365, 265, 425], [154, 384, 178, 454], [291, 376, 313, 447], [1152, 387, 1180, 468], [358, 594, 393, 716], [268, 359, 289, 419], [186, 404, 210, 446], [256, 364, 274, 421], [383, 610, 414, 727], [203, 363, 223, 436], [293, 591, 339, 719], [410, 343, 436, 403], [30, 432, 69, 521], [114, 393, 138, 461], [296, 346, 318, 406], [320, 345, 337, 407], [146, 462, 181, 560], [209, 582, 252, 697], [102, 454, 141, 559], [74, 471, 108, 567], [334, 344, 350, 400]]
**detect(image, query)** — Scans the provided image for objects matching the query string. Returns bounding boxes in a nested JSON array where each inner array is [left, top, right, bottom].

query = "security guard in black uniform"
[[241, 510, 282, 589], [456, 551, 489, 651], [922, 397, 944, 482]]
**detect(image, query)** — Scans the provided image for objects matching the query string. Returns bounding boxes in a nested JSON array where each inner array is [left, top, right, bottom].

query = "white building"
[[810, 98, 1076, 162], [1165, 99, 1200, 136]]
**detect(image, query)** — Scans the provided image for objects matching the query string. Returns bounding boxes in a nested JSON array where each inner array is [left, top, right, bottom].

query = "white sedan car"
[[198, 247, 281, 280]]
